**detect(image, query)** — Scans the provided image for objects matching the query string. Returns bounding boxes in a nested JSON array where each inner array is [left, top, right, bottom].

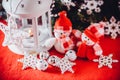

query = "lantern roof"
[[2, 0, 52, 18]]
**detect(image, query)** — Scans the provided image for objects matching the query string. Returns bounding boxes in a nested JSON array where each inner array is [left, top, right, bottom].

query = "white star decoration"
[[18, 54, 38, 70], [93, 54, 119, 68], [0, 17, 17, 46], [55, 57, 76, 74], [0, 22, 11, 46], [47, 55, 75, 74], [104, 16, 120, 39], [18, 53, 76, 73], [61, 0, 75, 10], [0, 17, 29, 47], [78, 0, 104, 15]]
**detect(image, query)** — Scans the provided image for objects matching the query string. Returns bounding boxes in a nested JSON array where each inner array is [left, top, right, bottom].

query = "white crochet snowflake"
[[48, 55, 75, 74], [18, 54, 38, 70], [61, 0, 75, 10], [47, 55, 61, 66], [0, 22, 11, 46], [78, 0, 104, 15], [93, 54, 119, 68], [0, 17, 29, 47], [39, 51, 50, 60], [104, 16, 120, 39], [55, 57, 76, 74]]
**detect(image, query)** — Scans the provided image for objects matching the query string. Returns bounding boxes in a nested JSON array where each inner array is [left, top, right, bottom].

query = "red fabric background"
[[0, 30, 120, 80]]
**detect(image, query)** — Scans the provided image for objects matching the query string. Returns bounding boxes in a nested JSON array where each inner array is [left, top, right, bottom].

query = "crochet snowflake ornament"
[[48, 55, 76, 74], [18, 54, 38, 70], [78, 0, 104, 15], [61, 0, 75, 10], [0, 22, 11, 46], [93, 54, 119, 68], [36, 51, 50, 70], [47, 55, 61, 66], [18, 51, 50, 71], [56, 57, 76, 74], [39, 51, 50, 60], [0, 19, 29, 47], [104, 16, 120, 39]]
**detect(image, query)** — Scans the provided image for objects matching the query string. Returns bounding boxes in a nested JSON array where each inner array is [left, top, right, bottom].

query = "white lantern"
[[1, 0, 53, 55]]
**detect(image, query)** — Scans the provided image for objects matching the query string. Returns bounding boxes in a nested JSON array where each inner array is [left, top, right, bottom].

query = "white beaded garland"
[[36, 59, 49, 71], [39, 51, 50, 60], [65, 50, 77, 61], [47, 55, 60, 66]]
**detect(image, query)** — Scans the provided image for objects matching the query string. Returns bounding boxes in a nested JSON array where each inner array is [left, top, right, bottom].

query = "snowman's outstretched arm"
[[93, 43, 103, 56], [44, 37, 56, 49]]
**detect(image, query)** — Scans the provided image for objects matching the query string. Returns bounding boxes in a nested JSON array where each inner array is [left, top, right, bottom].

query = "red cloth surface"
[[0, 30, 120, 80]]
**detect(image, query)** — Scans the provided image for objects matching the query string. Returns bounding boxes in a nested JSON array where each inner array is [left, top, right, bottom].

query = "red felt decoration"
[[0, 20, 120, 80]]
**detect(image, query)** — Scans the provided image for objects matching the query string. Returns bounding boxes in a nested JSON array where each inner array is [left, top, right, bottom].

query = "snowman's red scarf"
[[57, 37, 74, 51]]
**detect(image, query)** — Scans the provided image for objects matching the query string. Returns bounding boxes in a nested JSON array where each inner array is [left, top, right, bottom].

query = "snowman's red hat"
[[84, 22, 105, 42], [54, 11, 72, 32]]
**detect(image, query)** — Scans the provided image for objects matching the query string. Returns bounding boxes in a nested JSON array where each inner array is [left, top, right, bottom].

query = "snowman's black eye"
[[38, 1, 41, 4], [41, 55, 43, 58], [85, 36, 87, 39], [60, 32, 63, 35], [21, 4, 24, 8], [45, 64, 47, 67]]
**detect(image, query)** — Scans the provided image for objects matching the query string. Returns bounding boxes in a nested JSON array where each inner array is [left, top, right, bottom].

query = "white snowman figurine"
[[77, 22, 105, 60], [53, 11, 75, 53], [45, 11, 80, 54]]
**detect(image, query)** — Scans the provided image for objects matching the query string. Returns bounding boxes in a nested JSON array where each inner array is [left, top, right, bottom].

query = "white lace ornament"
[[78, 0, 104, 15], [61, 0, 75, 10], [36, 59, 48, 71], [18, 54, 38, 70], [104, 16, 120, 39], [0, 22, 11, 46], [48, 55, 75, 74], [55, 57, 76, 74], [39, 51, 50, 60], [36, 51, 49, 71], [0, 18, 29, 47], [47, 55, 61, 66], [64, 50, 77, 61], [93, 54, 119, 68]]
